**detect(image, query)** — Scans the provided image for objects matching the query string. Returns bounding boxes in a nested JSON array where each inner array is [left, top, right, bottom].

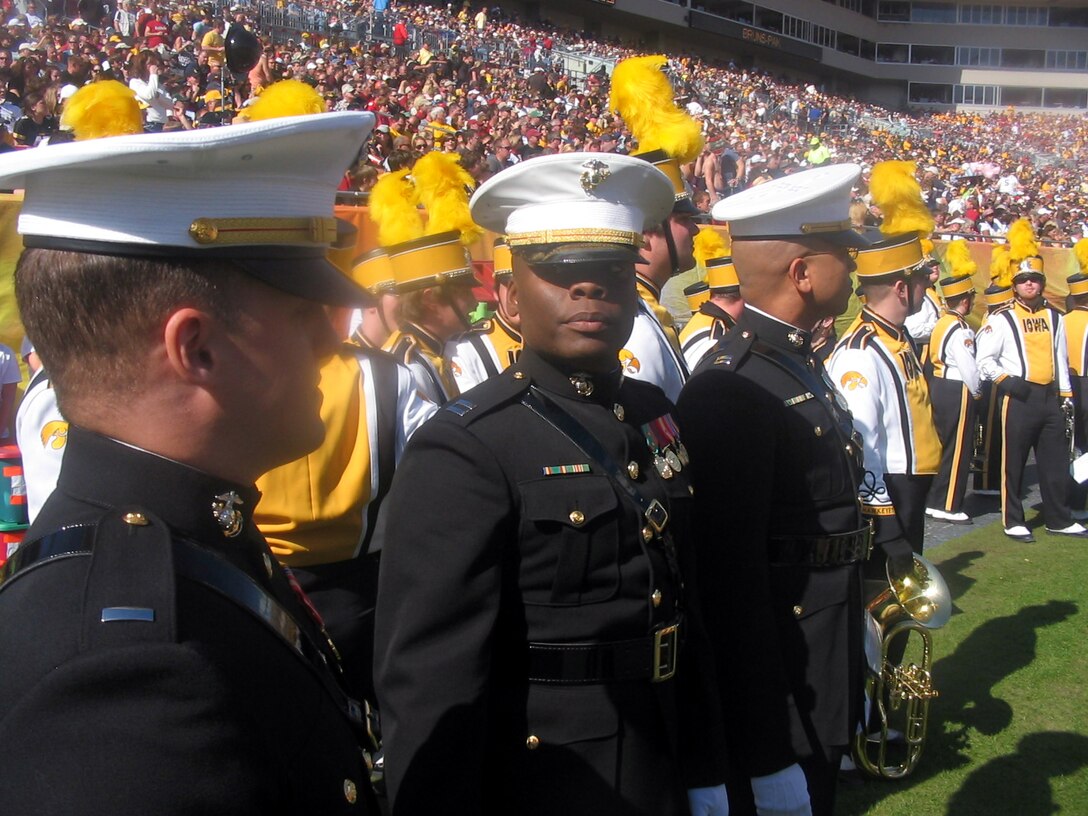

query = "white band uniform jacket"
[[828, 308, 941, 520]]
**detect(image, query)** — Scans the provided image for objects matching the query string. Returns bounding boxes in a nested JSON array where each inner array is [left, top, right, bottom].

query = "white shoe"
[[1004, 525, 1034, 542], [944, 511, 972, 525], [925, 507, 945, 519], [840, 754, 856, 772], [1046, 523, 1088, 538]]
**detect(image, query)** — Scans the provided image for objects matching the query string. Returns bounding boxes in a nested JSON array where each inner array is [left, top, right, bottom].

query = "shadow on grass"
[[838, 599, 1078, 814], [946, 732, 1088, 816], [932, 549, 984, 617]]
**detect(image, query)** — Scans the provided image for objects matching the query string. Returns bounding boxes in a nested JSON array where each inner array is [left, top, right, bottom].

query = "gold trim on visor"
[[188, 216, 338, 246], [507, 228, 644, 248], [800, 219, 854, 234]]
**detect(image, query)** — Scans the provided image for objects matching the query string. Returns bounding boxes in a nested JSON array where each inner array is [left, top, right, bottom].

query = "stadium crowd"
[[1, 0, 1087, 244]]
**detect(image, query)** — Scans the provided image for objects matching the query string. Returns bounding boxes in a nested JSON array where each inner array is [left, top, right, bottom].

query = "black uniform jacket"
[[676, 307, 866, 778], [374, 348, 725, 816], [0, 427, 375, 815]]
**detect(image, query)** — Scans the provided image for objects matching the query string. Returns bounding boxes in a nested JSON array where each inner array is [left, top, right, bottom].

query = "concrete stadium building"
[[526, 0, 1088, 112]]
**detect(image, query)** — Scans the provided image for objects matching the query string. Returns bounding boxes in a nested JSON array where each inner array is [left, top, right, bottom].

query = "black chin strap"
[[662, 219, 681, 276]]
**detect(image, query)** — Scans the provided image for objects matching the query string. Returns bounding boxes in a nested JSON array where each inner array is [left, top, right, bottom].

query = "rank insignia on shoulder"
[[445, 398, 476, 417], [784, 392, 814, 406], [542, 464, 591, 476], [713, 354, 733, 366]]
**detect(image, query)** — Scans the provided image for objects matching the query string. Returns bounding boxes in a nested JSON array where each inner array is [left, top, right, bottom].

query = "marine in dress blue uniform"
[[375, 153, 729, 816], [682, 164, 871, 816], [0, 112, 380, 815]]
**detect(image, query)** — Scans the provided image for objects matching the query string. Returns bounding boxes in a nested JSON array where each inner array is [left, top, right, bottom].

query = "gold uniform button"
[[845, 443, 854, 455], [122, 512, 149, 526], [513, 371, 526, 380], [526, 735, 541, 750], [741, 331, 751, 339], [652, 589, 662, 607], [569, 510, 586, 526], [614, 403, 625, 421], [814, 426, 824, 437], [793, 605, 803, 618], [627, 461, 639, 479], [641, 525, 654, 543], [343, 778, 357, 804]]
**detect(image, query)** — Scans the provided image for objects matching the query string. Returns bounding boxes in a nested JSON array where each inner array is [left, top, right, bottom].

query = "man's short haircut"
[[397, 280, 469, 326], [16, 249, 240, 413]]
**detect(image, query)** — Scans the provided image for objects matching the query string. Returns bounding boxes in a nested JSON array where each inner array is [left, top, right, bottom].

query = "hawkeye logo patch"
[[40, 420, 69, 450], [840, 371, 869, 391], [618, 349, 641, 374]]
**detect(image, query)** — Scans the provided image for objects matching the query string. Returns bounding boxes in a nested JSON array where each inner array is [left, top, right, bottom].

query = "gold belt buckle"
[[652, 624, 679, 682]]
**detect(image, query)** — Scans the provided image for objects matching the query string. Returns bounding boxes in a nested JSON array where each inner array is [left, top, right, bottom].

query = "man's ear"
[[788, 255, 814, 295], [162, 307, 218, 384], [505, 279, 520, 318]]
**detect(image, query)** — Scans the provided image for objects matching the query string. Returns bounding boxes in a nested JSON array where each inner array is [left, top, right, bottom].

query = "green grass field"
[[838, 516, 1088, 815]]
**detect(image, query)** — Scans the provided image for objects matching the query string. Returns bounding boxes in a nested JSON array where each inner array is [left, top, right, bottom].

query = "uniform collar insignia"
[[212, 491, 245, 538], [569, 373, 595, 397]]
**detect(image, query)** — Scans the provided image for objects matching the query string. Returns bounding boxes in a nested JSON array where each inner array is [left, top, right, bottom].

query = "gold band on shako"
[[492, 239, 513, 281], [1068, 274, 1088, 297], [632, 149, 689, 204], [706, 256, 739, 292], [855, 233, 924, 280], [188, 216, 340, 247], [387, 230, 475, 293], [685, 280, 710, 311], [351, 248, 395, 294], [984, 285, 1013, 308], [940, 274, 976, 300]]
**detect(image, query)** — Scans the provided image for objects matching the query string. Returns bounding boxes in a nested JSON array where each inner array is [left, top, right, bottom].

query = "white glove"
[[687, 784, 729, 816], [750, 763, 812, 816]]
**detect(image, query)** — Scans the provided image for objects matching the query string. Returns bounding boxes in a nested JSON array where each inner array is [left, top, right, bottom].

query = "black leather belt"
[[768, 525, 872, 566], [527, 621, 681, 685]]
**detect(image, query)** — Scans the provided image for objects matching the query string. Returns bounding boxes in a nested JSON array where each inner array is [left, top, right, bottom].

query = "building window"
[[1004, 6, 1047, 26], [1049, 8, 1088, 28], [1045, 51, 1088, 71], [960, 4, 1002, 25], [908, 82, 952, 103], [911, 44, 955, 65], [877, 43, 910, 63], [701, 2, 755, 25], [957, 46, 1000, 67], [1001, 48, 1046, 69], [911, 2, 957, 23], [954, 84, 997, 105], [877, 1, 910, 22], [782, 14, 810, 41], [812, 23, 836, 48], [1042, 88, 1088, 108], [753, 7, 783, 33], [1001, 86, 1042, 106]]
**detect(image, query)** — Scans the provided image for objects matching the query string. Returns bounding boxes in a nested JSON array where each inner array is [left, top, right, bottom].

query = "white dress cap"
[[470, 152, 674, 261], [712, 163, 867, 247], [0, 111, 376, 305]]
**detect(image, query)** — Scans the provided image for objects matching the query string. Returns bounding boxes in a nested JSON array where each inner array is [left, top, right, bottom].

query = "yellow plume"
[[870, 160, 933, 238], [990, 243, 1012, 289], [693, 226, 729, 267], [920, 237, 934, 257], [369, 168, 423, 247], [1006, 218, 1038, 262], [1075, 238, 1088, 274], [411, 152, 481, 245], [609, 55, 703, 163], [944, 239, 977, 278], [244, 79, 325, 121], [60, 80, 142, 140]]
